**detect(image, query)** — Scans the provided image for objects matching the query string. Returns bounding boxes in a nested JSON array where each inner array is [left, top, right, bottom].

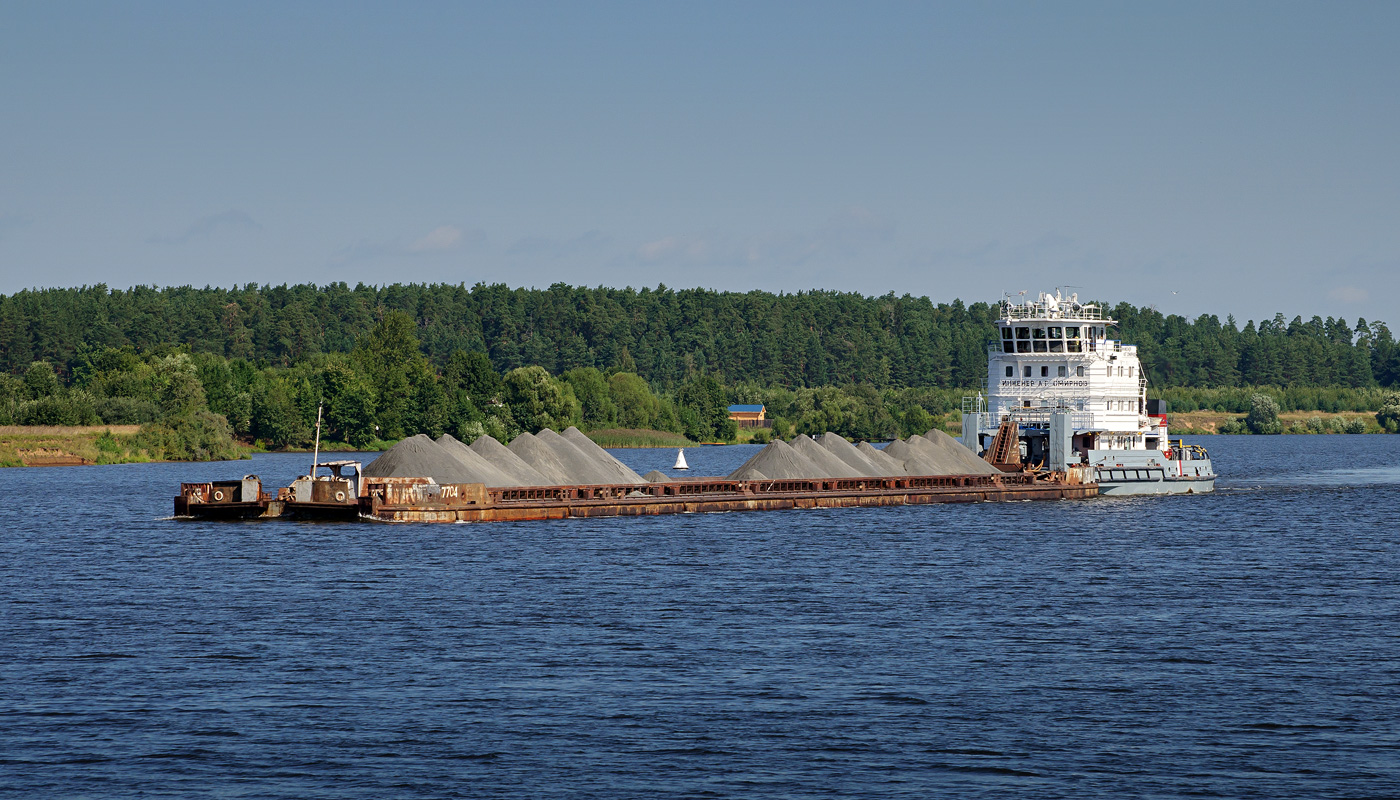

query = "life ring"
[[335, 490, 346, 502], [1162, 447, 1173, 461], [212, 489, 224, 501]]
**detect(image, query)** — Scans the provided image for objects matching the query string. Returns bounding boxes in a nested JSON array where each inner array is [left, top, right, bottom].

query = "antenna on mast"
[[311, 402, 323, 479]]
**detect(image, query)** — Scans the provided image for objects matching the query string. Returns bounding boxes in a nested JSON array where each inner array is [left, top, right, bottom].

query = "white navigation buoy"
[[673, 448, 689, 470]]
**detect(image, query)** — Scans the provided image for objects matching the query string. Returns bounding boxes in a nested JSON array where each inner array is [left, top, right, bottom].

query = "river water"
[[2, 436, 1398, 798]]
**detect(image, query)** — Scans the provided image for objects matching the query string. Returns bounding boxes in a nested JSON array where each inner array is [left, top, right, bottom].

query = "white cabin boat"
[[961, 291, 1215, 495]]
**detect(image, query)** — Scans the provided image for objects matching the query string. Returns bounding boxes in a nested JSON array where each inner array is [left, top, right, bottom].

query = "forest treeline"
[[2, 282, 1397, 390], [1, 283, 1398, 455]]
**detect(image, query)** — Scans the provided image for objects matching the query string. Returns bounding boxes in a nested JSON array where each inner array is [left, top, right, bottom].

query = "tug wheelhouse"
[[962, 291, 1215, 496]]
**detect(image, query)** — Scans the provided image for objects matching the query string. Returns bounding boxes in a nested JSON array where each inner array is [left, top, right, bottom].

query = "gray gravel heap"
[[362, 434, 485, 483], [817, 432, 889, 477], [561, 427, 647, 484], [857, 441, 908, 476], [506, 431, 576, 485], [435, 434, 518, 486], [904, 435, 966, 474], [642, 470, 671, 482], [536, 428, 615, 484], [730, 467, 768, 481], [882, 438, 953, 476], [469, 435, 552, 486], [790, 434, 866, 478], [923, 428, 1000, 474], [725, 439, 825, 480]]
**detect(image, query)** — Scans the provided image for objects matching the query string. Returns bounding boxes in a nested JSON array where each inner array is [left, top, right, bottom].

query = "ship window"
[[1066, 326, 1080, 339], [1067, 340, 1082, 353], [1129, 366, 1135, 377], [1003, 342, 1014, 353], [1076, 366, 1084, 377], [1001, 327, 1013, 339], [1015, 327, 1030, 339], [1058, 366, 1067, 377], [1032, 327, 1046, 339], [1033, 341, 1048, 352], [1023, 366, 1032, 378], [1016, 341, 1030, 353], [1041, 366, 1049, 377], [1049, 341, 1064, 352], [1048, 326, 1062, 339], [1005, 366, 1014, 377]]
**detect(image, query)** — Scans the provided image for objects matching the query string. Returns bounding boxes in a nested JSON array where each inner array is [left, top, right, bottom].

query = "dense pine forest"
[[2, 282, 1397, 388], [1, 283, 1397, 456]]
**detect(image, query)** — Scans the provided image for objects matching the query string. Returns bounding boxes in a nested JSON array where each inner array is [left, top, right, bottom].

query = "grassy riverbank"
[[583, 428, 693, 448], [0, 425, 253, 467]]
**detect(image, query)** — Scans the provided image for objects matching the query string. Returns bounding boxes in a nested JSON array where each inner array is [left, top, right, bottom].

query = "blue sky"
[[2, 1, 1397, 326]]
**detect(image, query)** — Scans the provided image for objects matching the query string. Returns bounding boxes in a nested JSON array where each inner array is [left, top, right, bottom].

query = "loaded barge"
[[175, 461, 1097, 523]]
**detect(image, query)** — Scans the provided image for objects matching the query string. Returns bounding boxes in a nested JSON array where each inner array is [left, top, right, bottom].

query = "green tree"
[[563, 367, 616, 429], [353, 310, 423, 438], [23, 361, 61, 400], [1377, 392, 1400, 433], [320, 357, 378, 447], [609, 372, 662, 429], [1245, 393, 1283, 435], [502, 365, 579, 432]]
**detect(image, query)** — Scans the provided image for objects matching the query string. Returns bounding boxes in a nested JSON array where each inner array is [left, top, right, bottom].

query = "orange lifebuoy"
[[1162, 447, 1173, 460]]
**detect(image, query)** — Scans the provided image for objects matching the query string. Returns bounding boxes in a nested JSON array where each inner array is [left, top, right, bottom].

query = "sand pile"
[[856, 441, 907, 476], [435, 434, 517, 486], [643, 470, 670, 482], [469, 435, 551, 486], [536, 428, 614, 484], [904, 435, 966, 474], [507, 432, 576, 485], [561, 427, 646, 484], [730, 467, 768, 481], [790, 434, 866, 478], [725, 439, 825, 480], [363, 434, 485, 483], [817, 432, 890, 477], [882, 438, 953, 476], [923, 428, 999, 474]]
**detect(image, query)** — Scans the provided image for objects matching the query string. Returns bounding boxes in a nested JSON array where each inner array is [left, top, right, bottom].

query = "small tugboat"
[[961, 290, 1215, 495]]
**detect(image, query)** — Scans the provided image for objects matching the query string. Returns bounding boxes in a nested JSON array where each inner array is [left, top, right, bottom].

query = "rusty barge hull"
[[177, 471, 1097, 524]]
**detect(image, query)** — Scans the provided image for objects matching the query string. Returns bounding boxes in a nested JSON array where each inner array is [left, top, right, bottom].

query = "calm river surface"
[[3, 436, 1398, 798]]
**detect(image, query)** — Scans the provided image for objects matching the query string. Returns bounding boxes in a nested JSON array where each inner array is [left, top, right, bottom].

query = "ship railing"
[[970, 408, 1095, 431], [1000, 301, 1105, 322]]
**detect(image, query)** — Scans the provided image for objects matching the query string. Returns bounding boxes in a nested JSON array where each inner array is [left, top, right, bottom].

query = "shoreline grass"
[[585, 428, 692, 448]]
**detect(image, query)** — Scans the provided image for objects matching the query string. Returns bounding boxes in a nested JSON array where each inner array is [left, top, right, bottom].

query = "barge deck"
[[176, 468, 1097, 523]]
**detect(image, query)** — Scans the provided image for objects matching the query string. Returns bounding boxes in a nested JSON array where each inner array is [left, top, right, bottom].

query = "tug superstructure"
[[961, 291, 1215, 495]]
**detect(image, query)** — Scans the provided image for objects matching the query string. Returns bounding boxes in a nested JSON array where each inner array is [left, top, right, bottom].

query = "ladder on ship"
[[983, 416, 1023, 471]]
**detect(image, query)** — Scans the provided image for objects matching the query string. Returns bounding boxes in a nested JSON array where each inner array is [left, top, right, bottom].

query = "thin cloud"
[[627, 207, 895, 269], [331, 224, 484, 265], [148, 210, 260, 244], [1328, 285, 1368, 304]]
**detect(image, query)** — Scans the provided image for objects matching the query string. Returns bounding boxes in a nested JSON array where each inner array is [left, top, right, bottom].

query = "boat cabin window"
[[1015, 327, 1030, 340], [1065, 327, 1080, 339], [1023, 366, 1032, 378], [1003, 341, 1014, 353], [1128, 366, 1135, 377], [1076, 366, 1085, 377], [1032, 327, 1046, 339], [1058, 366, 1067, 377], [1067, 340, 1082, 352], [1001, 327, 1013, 340], [1050, 340, 1064, 352], [1005, 366, 1014, 377], [1017, 340, 1030, 352], [1048, 326, 1062, 339], [1040, 366, 1049, 377]]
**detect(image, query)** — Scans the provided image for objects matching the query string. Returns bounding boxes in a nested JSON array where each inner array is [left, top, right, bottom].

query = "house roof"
[[728, 404, 765, 413]]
